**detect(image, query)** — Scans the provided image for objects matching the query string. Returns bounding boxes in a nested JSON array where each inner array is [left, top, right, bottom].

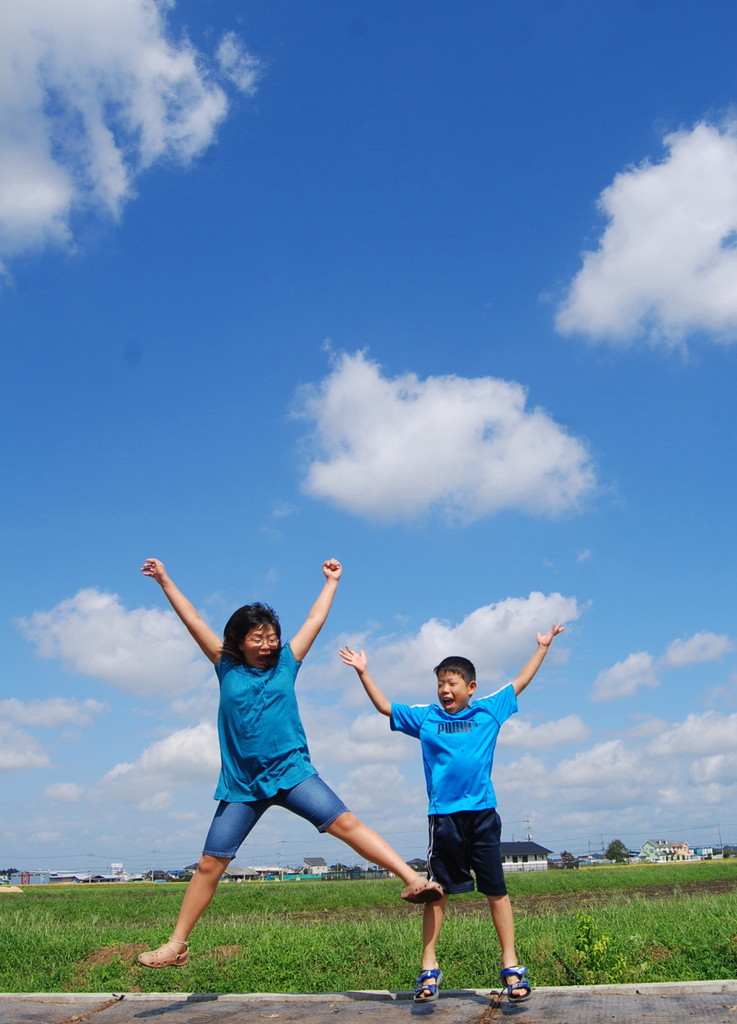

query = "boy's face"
[[436, 670, 476, 715]]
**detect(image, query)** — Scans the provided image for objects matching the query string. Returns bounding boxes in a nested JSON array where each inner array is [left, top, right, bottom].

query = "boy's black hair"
[[221, 602, 282, 664], [434, 656, 476, 684]]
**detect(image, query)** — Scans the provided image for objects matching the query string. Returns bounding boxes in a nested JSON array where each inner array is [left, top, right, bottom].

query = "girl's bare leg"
[[326, 812, 442, 898], [170, 855, 230, 941], [138, 855, 229, 965]]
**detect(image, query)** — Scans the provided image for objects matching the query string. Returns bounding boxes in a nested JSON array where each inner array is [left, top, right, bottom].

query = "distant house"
[[10, 871, 50, 886], [641, 839, 691, 862], [406, 858, 428, 873], [500, 842, 551, 873], [302, 857, 328, 875]]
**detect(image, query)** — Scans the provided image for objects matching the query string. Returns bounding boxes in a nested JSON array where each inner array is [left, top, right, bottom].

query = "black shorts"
[[427, 808, 507, 896]]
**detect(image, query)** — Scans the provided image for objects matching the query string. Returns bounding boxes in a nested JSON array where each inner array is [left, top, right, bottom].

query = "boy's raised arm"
[[290, 559, 342, 662], [511, 623, 565, 696], [340, 647, 392, 717], [141, 558, 222, 664]]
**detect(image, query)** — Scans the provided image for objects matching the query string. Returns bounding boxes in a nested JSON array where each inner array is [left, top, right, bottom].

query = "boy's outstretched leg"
[[138, 854, 230, 967], [487, 893, 532, 1000], [326, 812, 442, 902]]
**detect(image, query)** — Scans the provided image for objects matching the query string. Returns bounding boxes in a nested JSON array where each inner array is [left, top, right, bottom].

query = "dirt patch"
[[461, 876, 737, 917], [283, 876, 737, 924], [210, 943, 244, 962], [66, 943, 145, 991]]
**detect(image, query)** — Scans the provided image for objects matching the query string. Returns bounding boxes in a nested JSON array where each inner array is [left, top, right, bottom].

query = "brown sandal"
[[401, 879, 443, 904], [137, 939, 189, 968]]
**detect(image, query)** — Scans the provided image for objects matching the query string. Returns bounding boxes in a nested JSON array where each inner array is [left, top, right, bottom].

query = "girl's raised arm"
[[290, 558, 342, 663], [141, 558, 222, 664]]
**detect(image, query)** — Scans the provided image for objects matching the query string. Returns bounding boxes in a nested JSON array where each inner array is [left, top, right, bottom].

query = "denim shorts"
[[202, 774, 349, 859], [427, 807, 507, 896]]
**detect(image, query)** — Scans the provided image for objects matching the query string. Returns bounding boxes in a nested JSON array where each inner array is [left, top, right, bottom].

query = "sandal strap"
[[501, 965, 527, 980]]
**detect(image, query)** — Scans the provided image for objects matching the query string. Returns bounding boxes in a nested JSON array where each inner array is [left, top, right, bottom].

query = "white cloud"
[[0, 697, 105, 728], [96, 722, 220, 804], [646, 711, 737, 757], [17, 588, 212, 697], [307, 710, 416, 767], [0, 0, 260, 264], [334, 591, 579, 704], [335, 763, 424, 818], [297, 351, 595, 523], [498, 714, 589, 750], [44, 782, 84, 802], [689, 752, 737, 785], [0, 722, 52, 772], [659, 631, 734, 669], [552, 739, 646, 787], [557, 121, 737, 348], [216, 31, 262, 93], [591, 651, 658, 702], [591, 631, 735, 703], [29, 831, 62, 844]]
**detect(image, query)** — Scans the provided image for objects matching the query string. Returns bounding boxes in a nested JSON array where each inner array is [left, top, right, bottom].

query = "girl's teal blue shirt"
[[214, 643, 316, 802]]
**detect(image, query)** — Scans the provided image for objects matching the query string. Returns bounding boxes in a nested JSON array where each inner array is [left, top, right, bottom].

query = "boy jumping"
[[340, 623, 564, 1003]]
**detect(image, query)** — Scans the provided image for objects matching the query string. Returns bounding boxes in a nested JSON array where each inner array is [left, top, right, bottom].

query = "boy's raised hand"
[[339, 645, 367, 673], [322, 558, 343, 581], [537, 623, 565, 647]]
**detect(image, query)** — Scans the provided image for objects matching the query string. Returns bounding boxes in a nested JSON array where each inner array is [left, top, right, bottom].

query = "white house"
[[499, 842, 551, 873], [302, 857, 329, 875]]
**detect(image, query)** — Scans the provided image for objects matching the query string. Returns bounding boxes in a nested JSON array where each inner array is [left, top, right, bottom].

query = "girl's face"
[[238, 625, 280, 669]]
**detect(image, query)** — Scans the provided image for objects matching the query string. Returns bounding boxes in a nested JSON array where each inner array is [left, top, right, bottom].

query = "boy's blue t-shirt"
[[390, 684, 518, 814], [214, 642, 316, 802]]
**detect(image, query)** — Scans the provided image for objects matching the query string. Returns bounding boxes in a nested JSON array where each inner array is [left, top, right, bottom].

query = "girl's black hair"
[[221, 603, 282, 665]]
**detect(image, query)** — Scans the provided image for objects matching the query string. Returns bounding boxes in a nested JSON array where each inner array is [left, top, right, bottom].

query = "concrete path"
[[3, 981, 737, 1024]]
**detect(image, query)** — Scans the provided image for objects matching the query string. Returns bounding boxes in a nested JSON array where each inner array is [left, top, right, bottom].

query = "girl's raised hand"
[[322, 558, 343, 581], [141, 558, 168, 584]]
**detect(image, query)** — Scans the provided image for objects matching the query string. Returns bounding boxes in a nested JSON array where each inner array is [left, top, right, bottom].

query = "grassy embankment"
[[1, 859, 736, 993]]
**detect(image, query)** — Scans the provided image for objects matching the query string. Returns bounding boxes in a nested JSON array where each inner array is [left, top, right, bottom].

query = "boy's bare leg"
[[414, 893, 448, 994], [487, 893, 526, 996], [326, 812, 442, 898]]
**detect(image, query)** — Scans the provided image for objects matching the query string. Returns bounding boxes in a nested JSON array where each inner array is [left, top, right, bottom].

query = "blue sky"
[[2, 0, 737, 876]]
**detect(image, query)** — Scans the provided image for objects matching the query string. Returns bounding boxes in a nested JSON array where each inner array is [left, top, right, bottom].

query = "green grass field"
[[1, 860, 736, 993]]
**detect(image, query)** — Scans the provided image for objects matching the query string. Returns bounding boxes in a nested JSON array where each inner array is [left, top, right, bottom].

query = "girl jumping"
[[137, 556, 441, 968]]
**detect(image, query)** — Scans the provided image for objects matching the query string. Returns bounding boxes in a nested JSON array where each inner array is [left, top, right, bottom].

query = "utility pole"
[[524, 819, 533, 841]]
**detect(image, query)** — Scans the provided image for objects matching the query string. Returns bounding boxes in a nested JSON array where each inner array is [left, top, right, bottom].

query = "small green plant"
[[553, 913, 631, 984]]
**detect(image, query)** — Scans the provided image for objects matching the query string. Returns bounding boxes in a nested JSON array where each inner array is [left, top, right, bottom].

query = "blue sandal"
[[500, 965, 532, 1001], [413, 968, 443, 1002]]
